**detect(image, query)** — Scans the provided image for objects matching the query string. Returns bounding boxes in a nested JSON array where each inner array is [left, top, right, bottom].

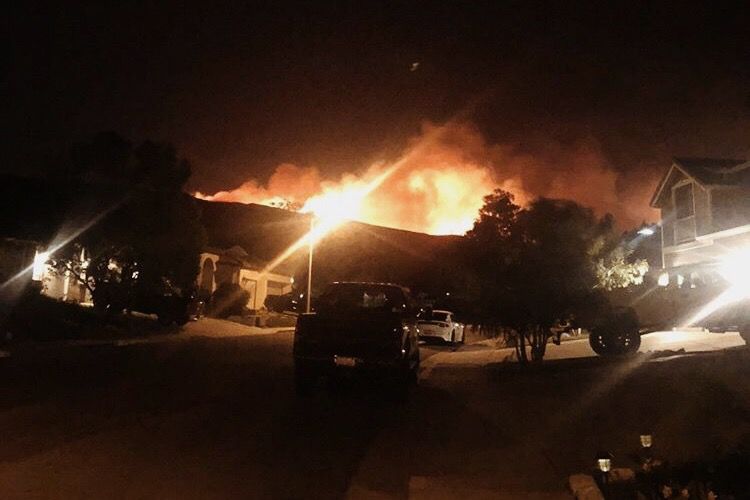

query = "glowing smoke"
[[195, 121, 658, 234]]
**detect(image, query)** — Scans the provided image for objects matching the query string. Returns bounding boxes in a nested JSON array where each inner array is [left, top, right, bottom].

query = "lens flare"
[[718, 248, 750, 296], [683, 247, 750, 327], [260, 166, 397, 275], [302, 167, 395, 231]]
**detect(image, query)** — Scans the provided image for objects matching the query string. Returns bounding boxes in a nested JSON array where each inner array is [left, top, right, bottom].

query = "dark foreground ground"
[[1, 331, 749, 499]]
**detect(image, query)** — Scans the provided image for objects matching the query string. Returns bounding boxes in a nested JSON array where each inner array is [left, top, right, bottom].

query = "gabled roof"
[[673, 157, 749, 186], [650, 157, 749, 208]]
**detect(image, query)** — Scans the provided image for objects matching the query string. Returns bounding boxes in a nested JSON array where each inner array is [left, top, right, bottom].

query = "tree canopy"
[[49, 132, 205, 310], [464, 189, 640, 362]]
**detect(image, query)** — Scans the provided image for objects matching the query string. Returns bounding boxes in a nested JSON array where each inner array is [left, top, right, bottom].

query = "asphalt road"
[[0, 333, 484, 499], [1, 330, 749, 499]]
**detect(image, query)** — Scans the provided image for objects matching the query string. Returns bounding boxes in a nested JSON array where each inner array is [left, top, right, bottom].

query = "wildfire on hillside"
[[195, 121, 657, 234]]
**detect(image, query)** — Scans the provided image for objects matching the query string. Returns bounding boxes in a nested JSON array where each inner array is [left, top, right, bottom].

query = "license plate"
[[334, 356, 357, 367]]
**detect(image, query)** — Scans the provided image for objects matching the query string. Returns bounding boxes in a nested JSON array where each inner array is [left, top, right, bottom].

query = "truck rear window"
[[318, 284, 407, 312]]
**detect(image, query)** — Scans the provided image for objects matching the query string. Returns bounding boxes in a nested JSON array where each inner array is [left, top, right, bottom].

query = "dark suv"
[[293, 282, 421, 395]]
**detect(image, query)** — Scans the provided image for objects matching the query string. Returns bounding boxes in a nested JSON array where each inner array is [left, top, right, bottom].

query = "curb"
[[568, 469, 634, 499]]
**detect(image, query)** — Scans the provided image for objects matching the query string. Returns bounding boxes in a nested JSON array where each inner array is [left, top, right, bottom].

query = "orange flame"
[[196, 123, 505, 234], [195, 120, 658, 234]]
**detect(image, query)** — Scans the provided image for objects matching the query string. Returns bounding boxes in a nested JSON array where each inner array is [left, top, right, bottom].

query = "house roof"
[[673, 157, 750, 186], [650, 157, 749, 208]]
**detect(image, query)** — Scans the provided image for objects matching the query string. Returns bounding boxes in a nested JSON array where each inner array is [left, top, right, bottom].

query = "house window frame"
[[672, 180, 697, 243]]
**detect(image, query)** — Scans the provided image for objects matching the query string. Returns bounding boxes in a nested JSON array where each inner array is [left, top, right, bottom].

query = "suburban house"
[[0, 238, 41, 302], [650, 157, 750, 284], [198, 245, 294, 311]]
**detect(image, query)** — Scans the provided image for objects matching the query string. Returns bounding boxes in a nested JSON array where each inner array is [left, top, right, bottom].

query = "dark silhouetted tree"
[[466, 192, 616, 363], [50, 133, 205, 314]]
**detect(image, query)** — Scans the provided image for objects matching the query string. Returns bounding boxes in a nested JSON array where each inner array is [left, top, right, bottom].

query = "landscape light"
[[640, 433, 653, 449], [595, 451, 613, 473]]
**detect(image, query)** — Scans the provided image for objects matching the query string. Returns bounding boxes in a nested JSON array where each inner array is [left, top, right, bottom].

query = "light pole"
[[306, 215, 314, 313]]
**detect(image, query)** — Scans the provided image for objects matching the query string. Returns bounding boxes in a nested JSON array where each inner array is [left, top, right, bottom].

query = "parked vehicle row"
[[292, 281, 651, 396]]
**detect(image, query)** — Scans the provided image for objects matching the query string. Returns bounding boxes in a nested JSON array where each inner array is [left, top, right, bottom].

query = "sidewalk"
[[184, 317, 295, 339], [422, 330, 746, 373]]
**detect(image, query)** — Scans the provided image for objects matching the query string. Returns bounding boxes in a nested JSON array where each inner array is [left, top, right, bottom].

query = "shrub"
[[1, 291, 170, 341], [210, 283, 250, 318]]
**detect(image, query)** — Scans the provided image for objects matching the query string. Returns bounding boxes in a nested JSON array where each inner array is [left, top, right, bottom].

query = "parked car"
[[417, 309, 465, 344], [265, 291, 302, 313], [293, 282, 420, 395]]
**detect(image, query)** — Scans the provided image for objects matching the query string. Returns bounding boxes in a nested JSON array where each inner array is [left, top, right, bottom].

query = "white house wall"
[[664, 225, 750, 269], [198, 253, 220, 294], [237, 269, 293, 311], [197, 251, 292, 312]]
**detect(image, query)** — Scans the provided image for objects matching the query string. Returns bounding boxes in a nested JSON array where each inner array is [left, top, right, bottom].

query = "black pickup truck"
[[293, 282, 421, 395]]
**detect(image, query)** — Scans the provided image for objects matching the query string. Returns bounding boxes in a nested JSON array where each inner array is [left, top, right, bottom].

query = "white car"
[[418, 310, 465, 344]]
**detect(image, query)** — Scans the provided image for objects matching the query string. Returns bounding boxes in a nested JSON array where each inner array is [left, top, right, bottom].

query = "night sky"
[[4, 1, 750, 227]]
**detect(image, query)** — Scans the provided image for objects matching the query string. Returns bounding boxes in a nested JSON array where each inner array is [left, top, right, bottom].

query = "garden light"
[[594, 450, 613, 494], [639, 433, 653, 449], [595, 451, 613, 473]]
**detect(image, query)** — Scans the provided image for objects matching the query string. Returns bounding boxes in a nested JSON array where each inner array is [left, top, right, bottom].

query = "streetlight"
[[306, 215, 314, 313], [259, 168, 397, 310], [299, 168, 396, 314]]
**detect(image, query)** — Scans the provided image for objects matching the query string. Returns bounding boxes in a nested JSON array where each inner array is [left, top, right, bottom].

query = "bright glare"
[[260, 166, 397, 275], [303, 184, 369, 227], [657, 272, 669, 287], [660, 330, 695, 343], [302, 166, 396, 245], [718, 248, 750, 296], [637, 227, 655, 236], [32, 250, 50, 281], [683, 247, 750, 327]]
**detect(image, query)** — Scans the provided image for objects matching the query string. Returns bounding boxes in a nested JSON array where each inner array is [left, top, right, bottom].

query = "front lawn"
[[1, 293, 176, 343]]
